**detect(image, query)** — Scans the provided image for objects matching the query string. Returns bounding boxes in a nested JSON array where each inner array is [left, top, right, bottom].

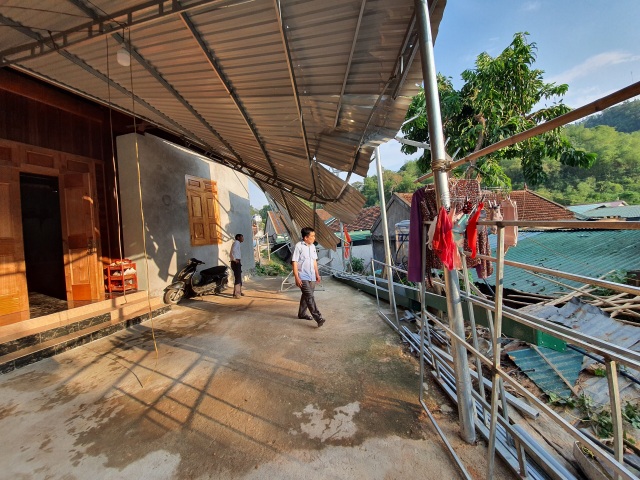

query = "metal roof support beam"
[[111, 32, 243, 163], [179, 12, 279, 179], [335, 13, 421, 200], [183, 141, 338, 202], [66, 0, 101, 19], [273, 0, 318, 200], [391, 15, 418, 100], [1, 16, 322, 201], [0, 15, 202, 143], [0, 0, 224, 65], [333, 0, 366, 129], [415, 0, 477, 448]]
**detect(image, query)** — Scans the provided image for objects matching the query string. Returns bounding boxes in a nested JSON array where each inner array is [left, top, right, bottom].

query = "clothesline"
[[407, 180, 520, 285]]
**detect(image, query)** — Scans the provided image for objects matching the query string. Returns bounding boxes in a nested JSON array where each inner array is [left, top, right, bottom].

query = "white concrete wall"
[[116, 134, 253, 296], [317, 243, 374, 273]]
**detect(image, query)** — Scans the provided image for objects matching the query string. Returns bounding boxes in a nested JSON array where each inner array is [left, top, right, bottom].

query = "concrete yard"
[[0, 277, 512, 479]]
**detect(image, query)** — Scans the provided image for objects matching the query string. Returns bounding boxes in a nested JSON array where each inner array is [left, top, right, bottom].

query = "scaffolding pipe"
[[414, 0, 476, 444], [374, 146, 399, 328]]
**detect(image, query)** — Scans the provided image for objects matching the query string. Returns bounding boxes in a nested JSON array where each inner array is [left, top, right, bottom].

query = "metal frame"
[[333, 0, 367, 129], [0, 0, 224, 65], [111, 31, 243, 163], [416, 81, 640, 182], [179, 12, 279, 178], [335, 8, 426, 200], [366, 218, 639, 478], [273, 0, 318, 200], [414, 0, 476, 444]]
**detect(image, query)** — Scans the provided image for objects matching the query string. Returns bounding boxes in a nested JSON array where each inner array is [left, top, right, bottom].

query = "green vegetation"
[[255, 254, 291, 276], [502, 125, 640, 204], [549, 393, 640, 440], [350, 257, 365, 274], [401, 33, 595, 188], [352, 159, 429, 207], [582, 99, 640, 133]]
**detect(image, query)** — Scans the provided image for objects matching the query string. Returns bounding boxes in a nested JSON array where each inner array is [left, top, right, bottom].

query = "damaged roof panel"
[[0, 0, 446, 221]]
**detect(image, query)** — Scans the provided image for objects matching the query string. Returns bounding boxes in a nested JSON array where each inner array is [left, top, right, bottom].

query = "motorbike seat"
[[200, 265, 228, 277]]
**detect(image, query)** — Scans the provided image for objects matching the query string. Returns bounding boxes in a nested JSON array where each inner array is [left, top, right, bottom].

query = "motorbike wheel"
[[163, 289, 184, 305]]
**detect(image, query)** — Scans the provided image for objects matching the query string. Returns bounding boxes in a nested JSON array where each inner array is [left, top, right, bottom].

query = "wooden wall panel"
[[0, 86, 103, 161]]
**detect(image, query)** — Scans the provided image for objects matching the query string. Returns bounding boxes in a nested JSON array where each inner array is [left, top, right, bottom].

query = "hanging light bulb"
[[116, 47, 130, 67]]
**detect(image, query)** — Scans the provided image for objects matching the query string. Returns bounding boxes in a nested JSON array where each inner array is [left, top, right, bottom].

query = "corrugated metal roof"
[[335, 229, 371, 242], [567, 201, 628, 214], [261, 182, 339, 250], [509, 346, 584, 399], [266, 211, 287, 236], [326, 205, 380, 232], [581, 205, 640, 219], [0, 0, 447, 224], [523, 299, 639, 405], [484, 230, 640, 294]]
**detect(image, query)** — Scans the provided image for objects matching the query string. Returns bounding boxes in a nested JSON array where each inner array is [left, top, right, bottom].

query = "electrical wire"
[[126, 26, 160, 378], [102, 27, 159, 385]]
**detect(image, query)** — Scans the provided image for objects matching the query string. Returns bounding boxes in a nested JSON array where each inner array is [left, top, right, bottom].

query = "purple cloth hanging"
[[407, 187, 427, 282]]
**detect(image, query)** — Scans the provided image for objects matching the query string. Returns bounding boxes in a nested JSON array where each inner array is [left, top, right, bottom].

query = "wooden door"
[[0, 164, 29, 325], [60, 172, 103, 302]]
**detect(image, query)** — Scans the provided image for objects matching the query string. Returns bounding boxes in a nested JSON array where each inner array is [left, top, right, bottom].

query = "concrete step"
[[0, 290, 150, 344], [0, 294, 170, 374]]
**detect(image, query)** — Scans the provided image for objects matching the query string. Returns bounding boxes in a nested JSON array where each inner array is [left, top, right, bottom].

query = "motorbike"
[[163, 258, 229, 304]]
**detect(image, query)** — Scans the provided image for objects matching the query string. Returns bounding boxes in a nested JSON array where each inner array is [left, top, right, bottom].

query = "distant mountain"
[[581, 99, 640, 133]]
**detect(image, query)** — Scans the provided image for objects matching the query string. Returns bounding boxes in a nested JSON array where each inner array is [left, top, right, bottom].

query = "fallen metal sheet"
[[523, 299, 640, 405], [509, 346, 584, 399]]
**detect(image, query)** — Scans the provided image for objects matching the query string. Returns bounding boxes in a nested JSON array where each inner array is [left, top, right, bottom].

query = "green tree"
[[401, 33, 596, 187], [582, 99, 640, 133], [258, 204, 272, 225], [356, 160, 428, 206]]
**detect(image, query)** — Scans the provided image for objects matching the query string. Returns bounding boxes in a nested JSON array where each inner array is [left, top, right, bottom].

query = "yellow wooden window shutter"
[[185, 175, 221, 246]]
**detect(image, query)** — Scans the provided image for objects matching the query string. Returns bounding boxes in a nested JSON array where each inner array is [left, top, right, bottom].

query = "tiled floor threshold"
[[0, 297, 170, 374]]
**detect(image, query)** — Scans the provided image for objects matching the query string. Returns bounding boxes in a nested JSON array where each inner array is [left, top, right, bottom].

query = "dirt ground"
[[0, 277, 514, 479]]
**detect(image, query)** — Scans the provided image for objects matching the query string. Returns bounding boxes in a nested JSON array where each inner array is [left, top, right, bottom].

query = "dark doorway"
[[20, 173, 66, 301]]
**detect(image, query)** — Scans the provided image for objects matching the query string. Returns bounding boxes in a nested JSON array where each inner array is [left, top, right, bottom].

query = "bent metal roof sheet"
[[0, 0, 446, 226]]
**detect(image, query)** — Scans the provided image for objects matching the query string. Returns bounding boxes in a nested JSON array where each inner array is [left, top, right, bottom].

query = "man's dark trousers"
[[298, 280, 322, 320], [231, 260, 242, 295]]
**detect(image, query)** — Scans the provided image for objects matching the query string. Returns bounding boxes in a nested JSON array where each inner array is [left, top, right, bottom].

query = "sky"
[[249, 0, 640, 207]]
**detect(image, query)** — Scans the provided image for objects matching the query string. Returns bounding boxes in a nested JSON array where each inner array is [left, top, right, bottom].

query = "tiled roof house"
[[328, 206, 381, 232], [318, 206, 380, 233]]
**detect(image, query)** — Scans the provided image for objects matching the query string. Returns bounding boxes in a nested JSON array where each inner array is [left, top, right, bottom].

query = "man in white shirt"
[[230, 234, 244, 298], [292, 227, 325, 327]]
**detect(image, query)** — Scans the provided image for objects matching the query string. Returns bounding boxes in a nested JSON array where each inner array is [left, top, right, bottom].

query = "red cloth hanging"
[[343, 226, 352, 259], [466, 202, 484, 258], [432, 206, 455, 270]]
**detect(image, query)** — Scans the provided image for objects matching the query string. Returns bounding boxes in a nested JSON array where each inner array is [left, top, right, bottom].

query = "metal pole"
[[488, 227, 506, 478], [461, 255, 488, 426], [266, 228, 271, 262], [414, 0, 476, 444], [606, 359, 624, 480], [374, 146, 398, 326], [340, 221, 346, 272]]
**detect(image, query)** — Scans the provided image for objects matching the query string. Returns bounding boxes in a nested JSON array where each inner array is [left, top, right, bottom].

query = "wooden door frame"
[[0, 139, 104, 318]]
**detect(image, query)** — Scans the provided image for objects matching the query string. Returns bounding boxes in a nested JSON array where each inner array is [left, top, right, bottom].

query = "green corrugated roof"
[[581, 205, 640, 219], [335, 230, 371, 242], [509, 347, 583, 399], [484, 230, 640, 294]]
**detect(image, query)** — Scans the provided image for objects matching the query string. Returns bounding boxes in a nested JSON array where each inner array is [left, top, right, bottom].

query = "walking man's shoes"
[[298, 315, 313, 320], [316, 318, 325, 327]]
